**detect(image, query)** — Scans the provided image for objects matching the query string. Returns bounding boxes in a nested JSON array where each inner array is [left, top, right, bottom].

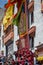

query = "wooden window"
[[29, 0, 32, 2], [31, 12, 34, 24], [17, 43, 20, 49], [22, 4, 25, 13], [28, 11, 34, 28], [16, 40, 22, 50], [29, 36, 34, 49], [8, 43, 13, 55], [41, 0, 43, 2], [0, 26, 1, 37], [0, 40, 1, 50], [2, 38, 4, 47]]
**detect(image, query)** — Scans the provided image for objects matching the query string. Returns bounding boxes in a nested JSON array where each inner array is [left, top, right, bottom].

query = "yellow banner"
[[3, 5, 13, 30], [3, 16, 7, 25], [6, 5, 13, 19]]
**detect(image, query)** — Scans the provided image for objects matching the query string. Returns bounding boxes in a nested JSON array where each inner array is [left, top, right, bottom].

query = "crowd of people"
[[0, 51, 15, 65], [0, 50, 42, 65]]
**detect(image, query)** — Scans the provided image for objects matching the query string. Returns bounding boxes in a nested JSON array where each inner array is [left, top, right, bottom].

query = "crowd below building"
[[0, 50, 42, 65]]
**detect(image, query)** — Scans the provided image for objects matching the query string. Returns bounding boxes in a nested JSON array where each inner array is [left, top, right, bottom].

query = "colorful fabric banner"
[[3, 5, 13, 31], [13, 3, 22, 26], [3, 5, 13, 25], [6, 5, 13, 19], [18, 12, 26, 35], [3, 16, 8, 25]]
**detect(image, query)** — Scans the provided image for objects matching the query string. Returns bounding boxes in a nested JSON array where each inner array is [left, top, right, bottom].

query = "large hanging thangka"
[[18, 12, 26, 35], [17, 1, 26, 35]]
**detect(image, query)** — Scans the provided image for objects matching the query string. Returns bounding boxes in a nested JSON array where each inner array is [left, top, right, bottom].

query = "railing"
[[3, 31, 14, 44], [28, 1, 34, 12], [4, 29, 13, 38]]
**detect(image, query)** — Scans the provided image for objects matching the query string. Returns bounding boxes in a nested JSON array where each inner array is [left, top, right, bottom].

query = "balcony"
[[28, 1, 34, 13], [3, 31, 14, 44], [19, 26, 36, 38]]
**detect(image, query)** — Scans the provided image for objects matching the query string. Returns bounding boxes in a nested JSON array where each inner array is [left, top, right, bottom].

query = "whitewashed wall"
[[0, 24, 6, 56], [13, 3, 19, 60], [0, 8, 6, 56], [30, 0, 43, 47]]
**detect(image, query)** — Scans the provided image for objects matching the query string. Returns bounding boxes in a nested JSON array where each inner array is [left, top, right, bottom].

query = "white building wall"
[[30, 0, 43, 47], [0, 23, 6, 56], [13, 3, 19, 60], [0, 8, 6, 56], [13, 25, 19, 52]]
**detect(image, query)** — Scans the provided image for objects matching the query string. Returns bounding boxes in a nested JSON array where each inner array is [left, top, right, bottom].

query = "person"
[[0, 56, 1, 62], [25, 58, 29, 65], [34, 56, 36, 65], [1, 51, 5, 65], [8, 53, 14, 65]]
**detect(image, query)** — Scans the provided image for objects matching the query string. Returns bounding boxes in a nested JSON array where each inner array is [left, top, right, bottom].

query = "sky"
[[0, 0, 8, 8]]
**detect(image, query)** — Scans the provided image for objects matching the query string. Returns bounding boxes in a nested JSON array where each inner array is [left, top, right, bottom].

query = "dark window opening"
[[28, 12, 34, 28], [22, 3, 25, 13], [6, 40, 13, 56], [41, 0, 43, 2], [29, 36, 34, 49], [0, 26, 1, 37], [31, 12, 34, 24], [17, 43, 20, 50]]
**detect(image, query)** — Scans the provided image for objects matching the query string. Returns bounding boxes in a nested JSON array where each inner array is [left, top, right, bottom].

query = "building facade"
[[30, 0, 43, 48], [3, 5, 14, 56], [3, 1, 36, 64]]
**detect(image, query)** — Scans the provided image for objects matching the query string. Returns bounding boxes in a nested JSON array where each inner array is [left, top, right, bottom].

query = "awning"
[[37, 56, 43, 61]]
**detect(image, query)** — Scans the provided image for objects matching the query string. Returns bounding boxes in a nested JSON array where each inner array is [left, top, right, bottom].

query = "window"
[[0, 40, 1, 49], [17, 40, 21, 50], [17, 43, 20, 49], [29, 11, 34, 28], [0, 26, 1, 37], [22, 3, 25, 13], [2, 38, 4, 47], [31, 12, 34, 24], [41, 0, 43, 2], [29, 0, 32, 3], [8, 43, 13, 55], [2, 36, 4, 47], [29, 13, 31, 27], [29, 36, 34, 49]]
